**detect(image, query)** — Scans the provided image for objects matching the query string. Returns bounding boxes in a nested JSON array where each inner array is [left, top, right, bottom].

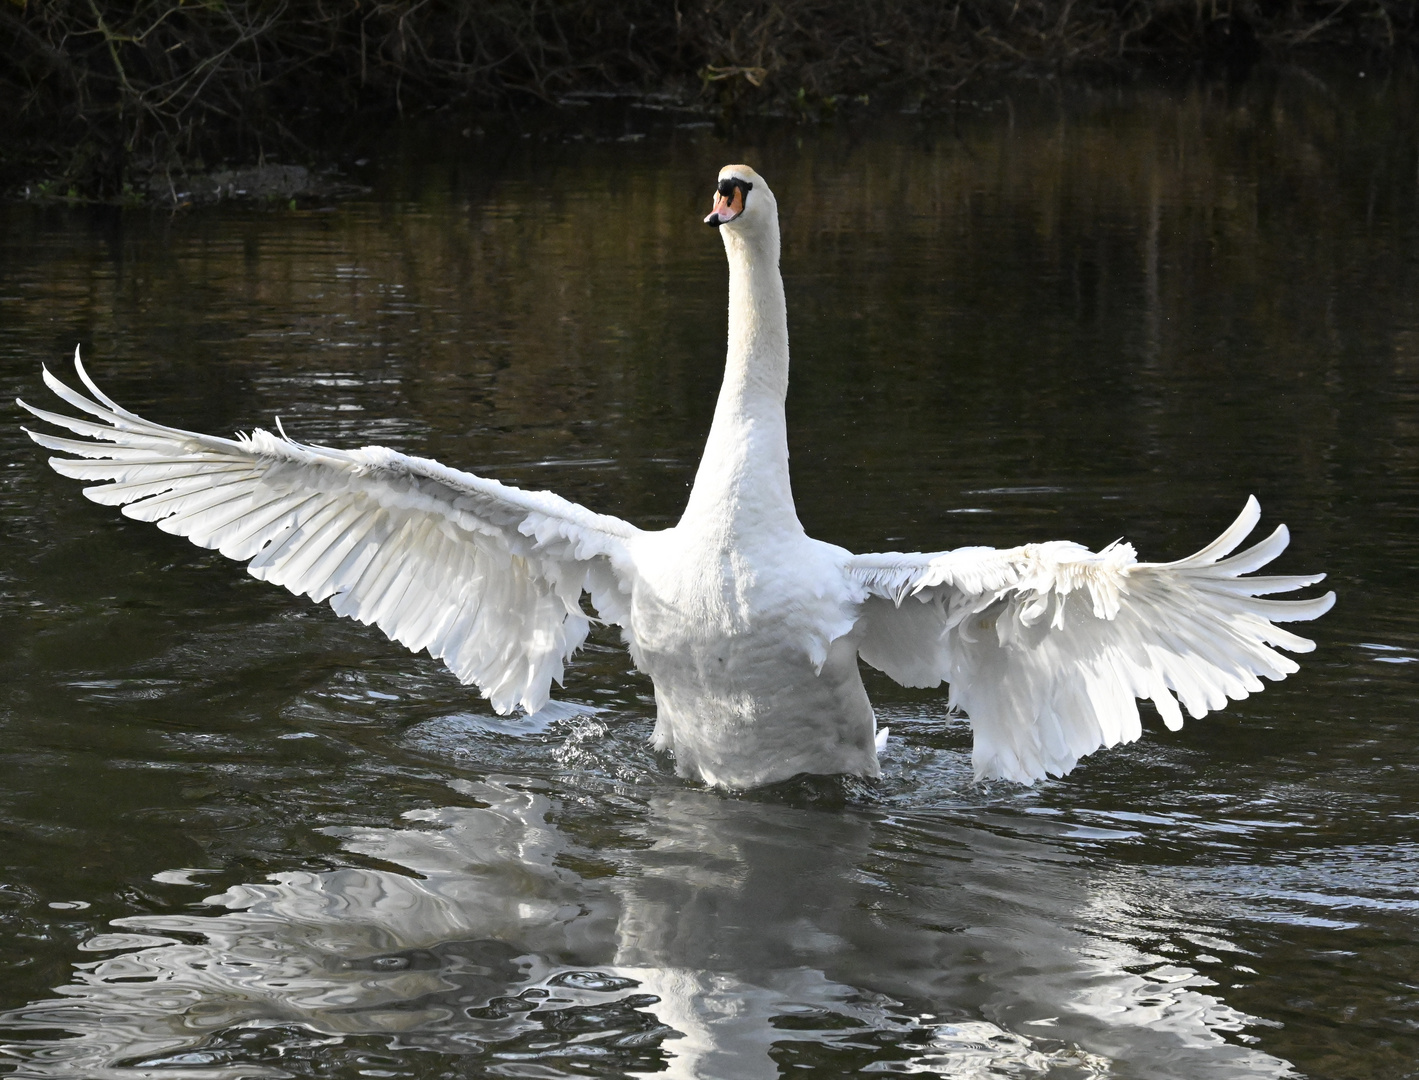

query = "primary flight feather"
[[19, 164, 1334, 789]]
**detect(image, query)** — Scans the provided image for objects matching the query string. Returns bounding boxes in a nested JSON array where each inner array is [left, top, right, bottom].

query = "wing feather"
[[208, 492, 324, 559], [93, 469, 262, 512], [847, 496, 1333, 783], [19, 352, 640, 714]]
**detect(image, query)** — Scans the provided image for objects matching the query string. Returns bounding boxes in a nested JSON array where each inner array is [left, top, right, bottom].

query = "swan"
[[18, 164, 1334, 789]]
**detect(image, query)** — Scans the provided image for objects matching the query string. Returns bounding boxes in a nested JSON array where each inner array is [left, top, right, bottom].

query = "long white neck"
[[680, 214, 800, 537]]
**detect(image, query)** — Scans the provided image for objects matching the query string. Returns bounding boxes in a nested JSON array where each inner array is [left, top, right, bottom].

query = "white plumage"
[[18, 164, 1334, 789]]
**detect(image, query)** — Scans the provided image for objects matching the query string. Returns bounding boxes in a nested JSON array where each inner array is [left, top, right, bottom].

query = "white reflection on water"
[[0, 778, 1295, 1079]]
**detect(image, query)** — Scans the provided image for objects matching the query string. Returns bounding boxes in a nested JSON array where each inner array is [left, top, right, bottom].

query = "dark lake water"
[[2, 70, 1417, 1079]]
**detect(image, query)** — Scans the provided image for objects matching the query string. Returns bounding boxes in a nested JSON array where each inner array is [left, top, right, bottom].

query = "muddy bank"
[[3, 0, 1414, 199], [17, 164, 370, 209]]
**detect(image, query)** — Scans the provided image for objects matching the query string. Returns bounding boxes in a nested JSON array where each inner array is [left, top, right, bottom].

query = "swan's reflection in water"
[[0, 777, 1292, 1079]]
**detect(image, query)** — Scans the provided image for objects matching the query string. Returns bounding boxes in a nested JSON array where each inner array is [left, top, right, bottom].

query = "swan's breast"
[[622, 527, 876, 787], [625, 527, 852, 663]]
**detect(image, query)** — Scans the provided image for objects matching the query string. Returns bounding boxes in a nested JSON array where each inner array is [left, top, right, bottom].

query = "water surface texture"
[[2, 74, 1417, 1079]]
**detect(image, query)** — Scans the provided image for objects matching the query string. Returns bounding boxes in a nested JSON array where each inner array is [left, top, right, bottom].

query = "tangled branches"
[[2, 1, 676, 194], [2, 0, 1414, 196]]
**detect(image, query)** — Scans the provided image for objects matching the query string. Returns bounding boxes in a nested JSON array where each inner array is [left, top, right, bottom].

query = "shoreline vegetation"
[[3, 0, 1415, 202]]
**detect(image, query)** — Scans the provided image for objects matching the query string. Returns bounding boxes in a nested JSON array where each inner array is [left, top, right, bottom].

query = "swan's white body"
[[19, 165, 1334, 789]]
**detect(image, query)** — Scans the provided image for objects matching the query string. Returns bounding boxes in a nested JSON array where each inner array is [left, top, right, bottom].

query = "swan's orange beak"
[[705, 183, 745, 226]]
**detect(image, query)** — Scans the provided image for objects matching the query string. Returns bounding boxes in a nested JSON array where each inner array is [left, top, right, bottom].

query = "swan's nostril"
[[704, 192, 732, 226], [705, 185, 746, 227], [706, 182, 749, 227]]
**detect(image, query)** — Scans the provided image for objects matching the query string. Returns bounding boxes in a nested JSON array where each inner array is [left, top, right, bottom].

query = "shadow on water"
[[0, 776, 1292, 1079]]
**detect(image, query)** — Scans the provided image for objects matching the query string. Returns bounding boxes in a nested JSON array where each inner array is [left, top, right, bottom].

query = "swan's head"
[[704, 164, 775, 236]]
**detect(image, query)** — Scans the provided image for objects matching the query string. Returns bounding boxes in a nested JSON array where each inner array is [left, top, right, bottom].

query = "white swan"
[[18, 164, 1334, 789]]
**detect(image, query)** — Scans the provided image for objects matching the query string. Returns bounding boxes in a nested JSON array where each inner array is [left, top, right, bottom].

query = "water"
[[1, 70, 1417, 1078]]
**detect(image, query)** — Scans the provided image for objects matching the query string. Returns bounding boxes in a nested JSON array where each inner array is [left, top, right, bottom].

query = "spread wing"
[[847, 498, 1334, 783], [19, 351, 641, 715]]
